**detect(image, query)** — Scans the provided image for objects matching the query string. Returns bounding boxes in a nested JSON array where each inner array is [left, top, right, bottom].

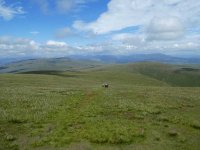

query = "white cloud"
[[55, 27, 75, 38], [110, 32, 200, 56], [73, 0, 200, 36], [0, 37, 74, 58], [0, 37, 38, 57], [0, 35, 200, 59], [29, 40, 39, 49], [0, 0, 25, 20], [146, 16, 184, 41], [71, 0, 200, 56], [112, 33, 146, 45], [46, 40, 68, 47], [0, 35, 200, 58], [112, 33, 135, 41], [73, 20, 89, 32]]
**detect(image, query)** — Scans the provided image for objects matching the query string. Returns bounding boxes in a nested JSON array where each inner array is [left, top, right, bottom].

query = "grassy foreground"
[[0, 63, 200, 150]]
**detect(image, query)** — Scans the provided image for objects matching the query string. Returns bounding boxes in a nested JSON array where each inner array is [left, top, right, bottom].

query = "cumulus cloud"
[[0, 37, 74, 58], [0, 36, 200, 59], [0, 0, 25, 20], [146, 16, 184, 41], [0, 37, 38, 58], [71, 0, 200, 56], [73, 0, 200, 36]]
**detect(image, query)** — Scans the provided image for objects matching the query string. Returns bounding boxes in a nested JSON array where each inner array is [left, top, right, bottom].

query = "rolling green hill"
[[1, 58, 200, 87], [0, 58, 105, 73], [102, 62, 200, 87], [0, 62, 200, 150]]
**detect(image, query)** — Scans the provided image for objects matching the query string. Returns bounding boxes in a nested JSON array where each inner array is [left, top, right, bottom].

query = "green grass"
[[103, 62, 200, 87], [0, 62, 200, 150]]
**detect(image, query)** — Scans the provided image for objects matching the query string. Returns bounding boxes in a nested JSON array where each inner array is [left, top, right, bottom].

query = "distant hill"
[[1, 53, 200, 66], [0, 58, 105, 73], [2, 59, 199, 86], [70, 53, 200, 64]]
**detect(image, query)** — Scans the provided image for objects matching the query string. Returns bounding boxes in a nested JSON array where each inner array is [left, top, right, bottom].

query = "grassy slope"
[[0, 63, 200, 150], [0, 58, 105, 73], [104, 62, 200, 87]]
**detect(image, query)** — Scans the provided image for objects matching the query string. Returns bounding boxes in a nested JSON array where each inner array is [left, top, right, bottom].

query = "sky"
[[0, 0, 200, 59]]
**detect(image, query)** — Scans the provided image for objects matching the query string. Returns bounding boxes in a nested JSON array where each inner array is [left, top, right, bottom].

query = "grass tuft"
[[190, 121, 200, 130], [168, 130, 178, 137]]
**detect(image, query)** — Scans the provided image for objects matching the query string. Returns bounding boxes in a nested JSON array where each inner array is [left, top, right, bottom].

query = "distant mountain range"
[[70, 53, 200, 64], [0, 53, 200, 73]]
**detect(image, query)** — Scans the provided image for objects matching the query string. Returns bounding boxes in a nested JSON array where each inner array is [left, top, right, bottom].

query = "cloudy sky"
[[0, 0, 200, 59]]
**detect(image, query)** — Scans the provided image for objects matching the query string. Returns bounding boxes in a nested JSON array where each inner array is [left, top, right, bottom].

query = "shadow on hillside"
[[138, 67, 200, 87], [20, 70, 78, 78], [174, 67, 200, 73]]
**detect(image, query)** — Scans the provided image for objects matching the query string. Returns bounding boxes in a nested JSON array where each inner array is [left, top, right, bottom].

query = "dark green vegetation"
[[0, 62, 200, 150]]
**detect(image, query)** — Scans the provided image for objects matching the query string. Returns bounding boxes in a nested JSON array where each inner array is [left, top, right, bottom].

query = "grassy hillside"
[[0, 63, 200, 150], [0, 58, 105, 73], [103, 62, 200, 87]]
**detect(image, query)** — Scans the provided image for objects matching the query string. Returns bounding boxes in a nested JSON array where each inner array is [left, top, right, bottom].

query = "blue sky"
[[0, 0, 109, 42], [0, 0, 200, 58]]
